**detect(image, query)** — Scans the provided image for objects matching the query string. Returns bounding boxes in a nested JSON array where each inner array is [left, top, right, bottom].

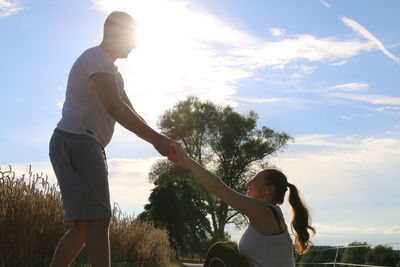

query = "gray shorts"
[[49, 128, 111, 222]]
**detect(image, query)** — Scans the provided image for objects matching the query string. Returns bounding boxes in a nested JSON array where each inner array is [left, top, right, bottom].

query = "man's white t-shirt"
[[57, 46, 125, 147]]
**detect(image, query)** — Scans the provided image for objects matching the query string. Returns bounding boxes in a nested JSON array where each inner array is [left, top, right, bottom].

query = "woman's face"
[[246, 172, 269, 200]]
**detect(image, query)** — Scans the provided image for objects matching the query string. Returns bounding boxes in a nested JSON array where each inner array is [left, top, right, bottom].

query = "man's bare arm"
[[121, 90, 147, 124], [91, 72, 164, 149]]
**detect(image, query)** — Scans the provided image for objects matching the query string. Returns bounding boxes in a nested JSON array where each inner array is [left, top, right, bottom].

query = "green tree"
[[341, 241, 370, 264], [140, 97, 292, 243], [297, 246, 338, 266], [138, 162, 211, 255], [366, 245, 399, 266]]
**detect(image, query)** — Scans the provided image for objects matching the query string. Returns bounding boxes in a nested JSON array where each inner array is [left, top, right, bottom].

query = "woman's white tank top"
[[238, 205, 295, 267]]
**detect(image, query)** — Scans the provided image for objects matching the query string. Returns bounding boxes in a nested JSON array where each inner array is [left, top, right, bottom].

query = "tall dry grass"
[[0, 165, 174, 267]]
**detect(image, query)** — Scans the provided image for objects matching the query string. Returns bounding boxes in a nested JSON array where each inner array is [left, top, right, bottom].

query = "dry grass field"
[[0, 165, 175, 267]]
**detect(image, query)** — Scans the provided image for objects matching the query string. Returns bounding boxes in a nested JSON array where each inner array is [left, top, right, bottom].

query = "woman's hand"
[[172, 142, 192, 168], [153, 134, 181, 164]]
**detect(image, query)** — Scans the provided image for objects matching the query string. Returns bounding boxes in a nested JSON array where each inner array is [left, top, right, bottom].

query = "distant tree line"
[[296, 241, 400, 267]]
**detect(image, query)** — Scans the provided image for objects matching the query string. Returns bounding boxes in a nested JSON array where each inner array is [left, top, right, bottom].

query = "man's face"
[[106, 22, 136, 58], [115, 25, 136, 58]]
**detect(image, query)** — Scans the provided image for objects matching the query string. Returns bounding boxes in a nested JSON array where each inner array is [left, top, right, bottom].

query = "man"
[[49, 11, 177, 267]]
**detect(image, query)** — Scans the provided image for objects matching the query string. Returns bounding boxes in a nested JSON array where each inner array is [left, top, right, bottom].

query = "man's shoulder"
[[77, 46, 114, 69], [79, 46, 106, 60]]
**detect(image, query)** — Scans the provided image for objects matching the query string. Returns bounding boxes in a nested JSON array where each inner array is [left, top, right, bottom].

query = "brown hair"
[[260, 168, 316, 254], [104, 11, 136, 28]]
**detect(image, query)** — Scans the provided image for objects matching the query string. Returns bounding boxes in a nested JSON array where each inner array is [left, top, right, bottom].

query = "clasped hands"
[[153, 134, 189, 167]]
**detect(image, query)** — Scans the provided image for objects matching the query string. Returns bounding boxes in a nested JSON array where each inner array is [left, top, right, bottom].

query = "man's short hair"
[[104, 11, 136, 28]]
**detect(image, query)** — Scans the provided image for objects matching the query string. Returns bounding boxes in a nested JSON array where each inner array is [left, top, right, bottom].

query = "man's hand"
[[153, 134, 181, 164]]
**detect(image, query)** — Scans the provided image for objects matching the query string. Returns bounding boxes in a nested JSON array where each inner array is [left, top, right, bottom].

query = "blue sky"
[[1, 0, 399, 248]]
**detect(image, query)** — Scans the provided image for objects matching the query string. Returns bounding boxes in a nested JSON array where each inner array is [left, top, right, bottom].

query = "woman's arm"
[[175, 144, 267, 219]]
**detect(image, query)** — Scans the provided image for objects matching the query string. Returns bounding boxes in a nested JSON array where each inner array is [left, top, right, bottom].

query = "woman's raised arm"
[[174, 143, 269, 219]]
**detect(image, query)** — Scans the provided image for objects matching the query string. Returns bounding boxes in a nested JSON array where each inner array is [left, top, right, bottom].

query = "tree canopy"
[[139, 97, 292, 253]]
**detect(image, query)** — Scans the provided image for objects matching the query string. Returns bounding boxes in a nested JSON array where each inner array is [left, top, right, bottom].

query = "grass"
[[0, 165, 175, 267]]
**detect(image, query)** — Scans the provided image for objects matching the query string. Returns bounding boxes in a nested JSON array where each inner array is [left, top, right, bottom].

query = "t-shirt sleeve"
[[81, 48, 116, 78]]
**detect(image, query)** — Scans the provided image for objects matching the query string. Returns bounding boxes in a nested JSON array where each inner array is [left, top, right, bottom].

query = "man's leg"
[[49, 220, 87, 267], [85, 217, 111, 267]]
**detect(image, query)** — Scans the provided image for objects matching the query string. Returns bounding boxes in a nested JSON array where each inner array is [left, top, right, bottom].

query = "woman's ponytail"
[[287, 183, 316, 254]]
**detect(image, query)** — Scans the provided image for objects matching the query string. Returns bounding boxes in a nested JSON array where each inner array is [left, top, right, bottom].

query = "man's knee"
[[73, 219, 87, 228], [87, 217, 111, 230]]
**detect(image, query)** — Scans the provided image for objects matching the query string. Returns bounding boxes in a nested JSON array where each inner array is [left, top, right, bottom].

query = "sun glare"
[[95, 0, 253, 125]]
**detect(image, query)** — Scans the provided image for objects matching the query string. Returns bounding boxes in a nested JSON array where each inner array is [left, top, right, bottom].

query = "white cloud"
[[329, 60, 347, 66], [374, 106, 400, 112], [319, 0, 331, 8], [0, 0, 22, 18], [290, 73, 304, 79], [315, 224, 400, 238], [293, 134, 356, 148], [271, 136, 400, 202], [231, 96, 299, 104], [91, 0, 379, 125], [384, 226, 400, 234], [56, 102, 64, 109], [230, 34, 375, 69], [290, 64, 316, 74], [316, 224, 378, 235], [340, 115, 353, 120], [329, 82, 369, 92], [107, 157, 160, 214], [330, 93, 400, 105], [269, 28, 285, 37], [387, 42, 400, 49], [341, 16, 400, 63]]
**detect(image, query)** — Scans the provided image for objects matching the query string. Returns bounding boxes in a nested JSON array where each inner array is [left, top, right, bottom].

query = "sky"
[[1, 0, 399, 248]]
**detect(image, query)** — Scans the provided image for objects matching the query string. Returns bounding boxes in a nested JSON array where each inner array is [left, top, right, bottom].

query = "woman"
[[173, 143, 315, 267]]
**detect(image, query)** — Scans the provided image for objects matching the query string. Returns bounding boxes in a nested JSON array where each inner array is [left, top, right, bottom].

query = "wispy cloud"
[[374, 106, 400, 112], [329, 60, 347, 66], [319, 0, 331, 8], [329, 82, 369, 92], [316, 224, 378, 235], [294, 134, 356, 148], [230, 34, 375, 69], [330, 93, 400, 105], [231, 96, 299, 104], [341, 16, 400, 63], [384, 226, 400, 234], [340, 114, 354, 120], [0, 0, 22, 18], [316, 224, 400, 239]]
